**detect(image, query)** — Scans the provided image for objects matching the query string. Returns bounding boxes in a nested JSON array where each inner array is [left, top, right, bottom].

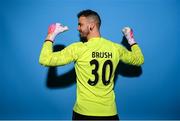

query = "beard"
[[79, 34, 88, 43], [79, 29, 89, 43]]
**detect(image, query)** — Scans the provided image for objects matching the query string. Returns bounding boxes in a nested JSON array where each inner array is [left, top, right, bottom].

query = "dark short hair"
[[77, 9, 101, 28]]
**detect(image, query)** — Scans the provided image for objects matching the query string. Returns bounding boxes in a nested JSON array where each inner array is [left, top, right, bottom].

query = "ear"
[[88, 25, 91, 31], [89, 23, 95, 31]]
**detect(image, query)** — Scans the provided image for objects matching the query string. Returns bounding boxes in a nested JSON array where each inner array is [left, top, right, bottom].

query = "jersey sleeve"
[[39, 41, 80, 66], [117, 44, 144, 66]]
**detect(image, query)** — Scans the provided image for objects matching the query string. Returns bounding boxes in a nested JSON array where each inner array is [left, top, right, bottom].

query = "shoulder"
[[66, 42, 87, 56], [69, 41, 84, 46], [101, 37, 124, 48], [66, 41, 85, 49]]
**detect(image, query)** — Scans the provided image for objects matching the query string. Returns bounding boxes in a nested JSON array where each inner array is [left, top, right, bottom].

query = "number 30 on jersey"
[[88, 59, 113, 86]]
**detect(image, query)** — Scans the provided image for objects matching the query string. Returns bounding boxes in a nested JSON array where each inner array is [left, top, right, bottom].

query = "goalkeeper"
[[39, 9, 144, 120]]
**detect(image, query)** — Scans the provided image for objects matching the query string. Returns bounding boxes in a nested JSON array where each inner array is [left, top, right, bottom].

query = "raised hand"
[[46, 23, 68, 42], [122, 27, 136, 46]]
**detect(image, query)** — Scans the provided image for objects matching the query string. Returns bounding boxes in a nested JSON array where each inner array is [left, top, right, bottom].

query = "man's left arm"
[[39, 23, 77, 66], [39, 41, 78, 67]]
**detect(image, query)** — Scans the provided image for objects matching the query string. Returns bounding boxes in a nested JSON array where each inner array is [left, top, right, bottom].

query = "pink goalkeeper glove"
[[46, 23, 68, 42], [122, 27, 136, 46]]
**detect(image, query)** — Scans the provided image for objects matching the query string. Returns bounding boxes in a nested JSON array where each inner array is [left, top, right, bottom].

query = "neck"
[[87, 31, 101, 41]]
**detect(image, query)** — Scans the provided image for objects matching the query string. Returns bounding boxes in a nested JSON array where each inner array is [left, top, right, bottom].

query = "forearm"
[[121, 27, 144, 66], [39, 23, 70, 66], [121, 44, 144, 66], [39, 41, 54, 66], [130, 44, 144, 66]]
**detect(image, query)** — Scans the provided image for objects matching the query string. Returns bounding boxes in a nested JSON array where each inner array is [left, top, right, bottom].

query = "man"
[[39, 9, 144, 120]]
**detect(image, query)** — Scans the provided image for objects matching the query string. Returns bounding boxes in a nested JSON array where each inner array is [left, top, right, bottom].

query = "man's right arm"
[[118, 27, 144, 66], [118, 44, 144, 66]]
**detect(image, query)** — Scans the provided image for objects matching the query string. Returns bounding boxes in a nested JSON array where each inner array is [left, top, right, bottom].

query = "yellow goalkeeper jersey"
[[39, 37, 144, 116]]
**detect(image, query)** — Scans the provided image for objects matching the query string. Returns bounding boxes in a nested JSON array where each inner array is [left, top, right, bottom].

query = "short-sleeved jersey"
[[39, 37, 144, 116]]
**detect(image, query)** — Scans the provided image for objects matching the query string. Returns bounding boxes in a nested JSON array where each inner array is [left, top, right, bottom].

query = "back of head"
[[77, 9, 101, 29]]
